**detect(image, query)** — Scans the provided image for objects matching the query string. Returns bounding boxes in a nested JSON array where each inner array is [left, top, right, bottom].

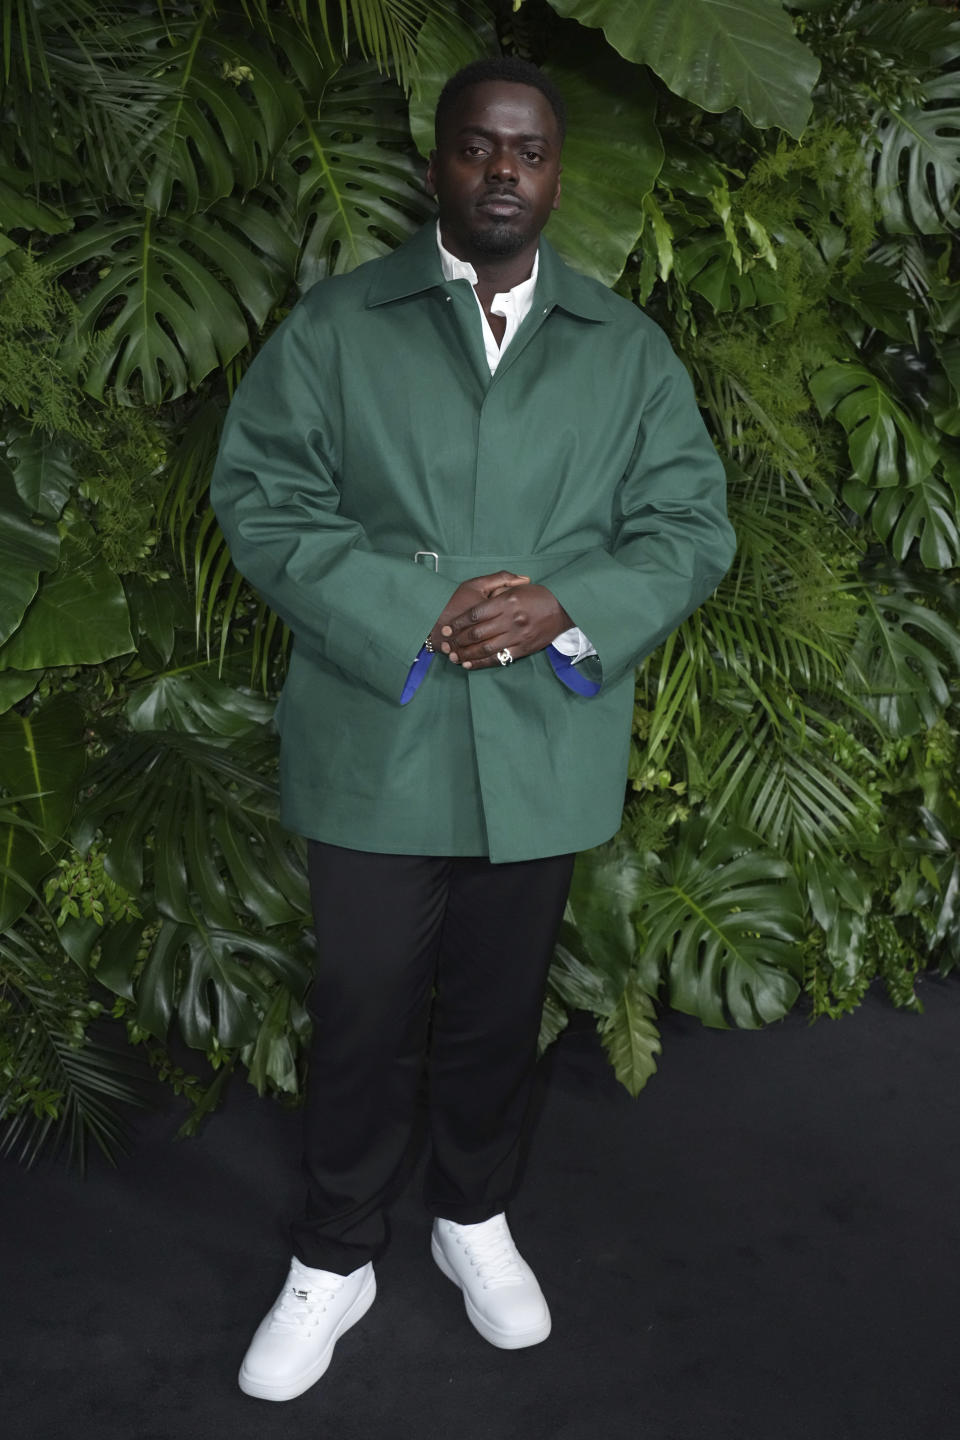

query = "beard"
[[467, 220, 530, 256]]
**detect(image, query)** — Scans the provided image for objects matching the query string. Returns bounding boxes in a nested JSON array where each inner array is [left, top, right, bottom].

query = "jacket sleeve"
[[540, 334, 736, 689], [210, 299, 455, 704]]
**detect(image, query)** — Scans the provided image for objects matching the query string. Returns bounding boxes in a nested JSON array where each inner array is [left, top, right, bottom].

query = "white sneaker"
[[238, 1256, 376, 1401], [431, 1213, 551, 1349]]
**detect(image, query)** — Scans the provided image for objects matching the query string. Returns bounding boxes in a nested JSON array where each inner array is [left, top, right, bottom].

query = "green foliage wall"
[[1, 0, 958, 1164]]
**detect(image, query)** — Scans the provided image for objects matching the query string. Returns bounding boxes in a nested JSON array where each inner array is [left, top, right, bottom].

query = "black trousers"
[[289, 841, 575, 1274]]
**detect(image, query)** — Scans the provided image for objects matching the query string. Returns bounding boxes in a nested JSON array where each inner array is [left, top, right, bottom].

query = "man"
[[211, 57, 735, 1402]]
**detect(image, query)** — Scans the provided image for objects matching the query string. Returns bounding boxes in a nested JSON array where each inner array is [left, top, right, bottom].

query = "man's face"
[[426, 80, 562, 262]]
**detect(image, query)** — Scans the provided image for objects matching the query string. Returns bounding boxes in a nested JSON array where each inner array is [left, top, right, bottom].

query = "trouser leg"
[[289, 843, 575, 1271], [290, 842, 448, 1274], [423, 851, 575, 1223]]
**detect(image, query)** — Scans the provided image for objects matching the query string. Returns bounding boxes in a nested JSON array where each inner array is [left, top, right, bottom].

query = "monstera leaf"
[[810, 361, 939, 489], [289, 63, 433, 289], [547, 0, 819, 137], [874, 73, 960, 236], [49, 203, 294, 403], [77, 716, 308, 933], [860, 467, 960, 570], [639, 822, 804, 1029], [846, 566, 960, 736], [124, 666, 275, 737], [136, 917, 310, 1051], [116, 19, 302, 215]]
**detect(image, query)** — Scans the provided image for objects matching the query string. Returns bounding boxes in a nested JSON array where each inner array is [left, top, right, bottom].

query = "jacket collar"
[[364, 221, 613, 323]]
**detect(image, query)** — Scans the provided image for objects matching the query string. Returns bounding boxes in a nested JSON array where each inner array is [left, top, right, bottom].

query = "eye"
[[522, 151, 544, 164], [463, 145, 487, 158]]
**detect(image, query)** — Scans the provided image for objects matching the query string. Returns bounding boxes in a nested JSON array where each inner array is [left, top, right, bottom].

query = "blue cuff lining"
[[403, 645, 600, 703], [401, 646, 435, 705], [547, 644, 601, 697]]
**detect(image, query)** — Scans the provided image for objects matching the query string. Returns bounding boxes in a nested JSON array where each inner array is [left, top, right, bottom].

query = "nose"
[[485, 147, 518, 184]]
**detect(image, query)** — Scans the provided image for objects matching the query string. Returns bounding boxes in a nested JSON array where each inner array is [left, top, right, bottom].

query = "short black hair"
[[434, 57, 567, 147]]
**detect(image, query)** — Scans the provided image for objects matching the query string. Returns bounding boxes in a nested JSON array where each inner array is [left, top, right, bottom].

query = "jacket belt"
[[402, 548, 587, 584]]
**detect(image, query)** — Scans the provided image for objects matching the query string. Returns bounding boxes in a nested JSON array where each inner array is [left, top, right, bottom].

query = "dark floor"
[[4, 977, 959, 1440]]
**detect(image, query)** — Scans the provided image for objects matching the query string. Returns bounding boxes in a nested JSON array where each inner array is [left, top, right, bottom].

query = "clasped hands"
[[427, 572, 572, 671]]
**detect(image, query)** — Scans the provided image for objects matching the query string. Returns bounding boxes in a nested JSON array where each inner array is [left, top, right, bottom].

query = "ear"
[[552, 165, 562, 211], [425, 150, 438, 198]]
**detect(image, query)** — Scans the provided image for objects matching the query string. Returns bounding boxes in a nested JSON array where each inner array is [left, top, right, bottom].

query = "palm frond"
[[0, 924, 154, 1171], [701, 700, 880, 860], [159, 403, 288, 686], [239, 0, 467, 94]]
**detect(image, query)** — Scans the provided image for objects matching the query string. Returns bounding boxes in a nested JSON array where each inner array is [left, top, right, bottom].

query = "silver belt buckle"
[[413, 550, 439, 572]]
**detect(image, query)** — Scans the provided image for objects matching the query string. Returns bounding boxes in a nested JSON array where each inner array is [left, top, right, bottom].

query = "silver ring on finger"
[[497, 648, 513, 666]]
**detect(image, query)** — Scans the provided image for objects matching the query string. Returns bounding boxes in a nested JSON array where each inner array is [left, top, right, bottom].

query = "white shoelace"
[[268, 1272, 345, 1332], [455, 1218, 526, 1290]]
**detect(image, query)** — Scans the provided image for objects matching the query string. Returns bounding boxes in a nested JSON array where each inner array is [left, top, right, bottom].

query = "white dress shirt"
[[436, 226, 596, 663]]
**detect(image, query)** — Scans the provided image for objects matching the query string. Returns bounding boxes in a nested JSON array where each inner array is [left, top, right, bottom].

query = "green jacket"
[[211, 223, 736, 862]]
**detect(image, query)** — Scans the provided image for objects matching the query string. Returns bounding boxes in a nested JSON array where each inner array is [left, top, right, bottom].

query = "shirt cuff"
[[550, 625, 597, 662]]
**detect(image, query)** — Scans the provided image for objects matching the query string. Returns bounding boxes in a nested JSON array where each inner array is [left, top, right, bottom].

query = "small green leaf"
[[95, 920, 146, 1000], [0, 460, 61, 649], [0, 165, 71, 234], [0, 671, 42, 714], [0, 696, 87, 929], [599, 976, 661, 1096], [246, 986, 301, 1094], [4, 429, 76, 520], [566, 843, 649, 993], [124, 575, 193, 668]]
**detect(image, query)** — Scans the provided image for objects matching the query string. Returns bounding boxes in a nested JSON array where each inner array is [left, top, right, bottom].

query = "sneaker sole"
[[430, 1235, 552, 1350], [238, 1269, 377, 1401]]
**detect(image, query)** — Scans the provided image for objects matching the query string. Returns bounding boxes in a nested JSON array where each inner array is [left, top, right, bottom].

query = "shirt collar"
[[364, 218, 614, 324], [435, 222, 540, 308]]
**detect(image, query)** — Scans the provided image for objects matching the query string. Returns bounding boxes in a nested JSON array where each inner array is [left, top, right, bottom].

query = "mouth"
[[476, 194, 524, 219]]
